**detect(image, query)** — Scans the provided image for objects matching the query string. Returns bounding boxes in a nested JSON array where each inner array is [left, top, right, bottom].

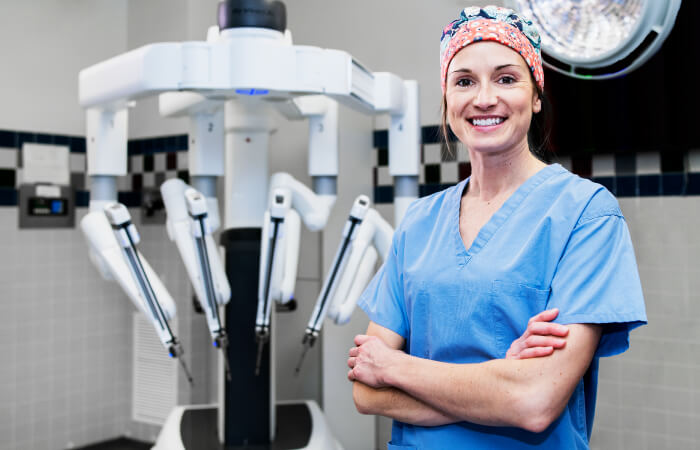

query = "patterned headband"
[[440, 5, 544, 94]]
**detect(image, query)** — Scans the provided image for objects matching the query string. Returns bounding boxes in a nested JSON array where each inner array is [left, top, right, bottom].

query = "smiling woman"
[[348, 5, 647, 450]]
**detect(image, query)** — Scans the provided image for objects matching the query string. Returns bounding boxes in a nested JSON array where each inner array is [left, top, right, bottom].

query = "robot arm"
[[255, 188, 301, 374], [161, 179, 233, 380], [82, 203, 193, 384], [294, 196, 393, 372]]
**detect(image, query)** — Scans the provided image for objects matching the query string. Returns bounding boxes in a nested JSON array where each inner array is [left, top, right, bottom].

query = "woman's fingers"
[[524, 335, 567, 349], [517, 347, 554, 359], [527, 308, 559, 325], [528, 321, 569, 337], [348, 346, 359, 357], [348, 369, 355, 381], [347, 357, 356, 368]]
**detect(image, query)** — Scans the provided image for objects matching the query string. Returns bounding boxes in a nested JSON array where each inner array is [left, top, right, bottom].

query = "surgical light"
[[505, 0, 681, 80]]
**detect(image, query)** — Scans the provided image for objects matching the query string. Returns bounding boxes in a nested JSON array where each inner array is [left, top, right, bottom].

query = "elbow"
[[512, 389, 561, 434]]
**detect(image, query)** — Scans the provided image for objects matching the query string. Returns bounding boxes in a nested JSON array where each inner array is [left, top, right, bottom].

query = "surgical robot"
[[78, 0, 419, 447]]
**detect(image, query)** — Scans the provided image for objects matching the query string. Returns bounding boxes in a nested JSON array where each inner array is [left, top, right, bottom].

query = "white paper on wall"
[[22, 143, 70, 186]]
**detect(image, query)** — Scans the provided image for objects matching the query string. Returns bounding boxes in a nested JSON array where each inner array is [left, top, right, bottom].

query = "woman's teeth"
[[471, 117, 504, 126]]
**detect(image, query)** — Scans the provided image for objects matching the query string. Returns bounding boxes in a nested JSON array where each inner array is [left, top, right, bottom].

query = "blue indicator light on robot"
[[51, 200, 63, 214], [169, 352, 174, 358], [235, 88, 269, 96], [213, 341, 219, 348]]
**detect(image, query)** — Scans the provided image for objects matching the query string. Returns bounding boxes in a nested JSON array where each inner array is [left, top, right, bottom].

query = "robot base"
[[152, 400, 342, 450]]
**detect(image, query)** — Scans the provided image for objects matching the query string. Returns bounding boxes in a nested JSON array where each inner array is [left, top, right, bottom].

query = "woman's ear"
[[532, 94, 542, 114]]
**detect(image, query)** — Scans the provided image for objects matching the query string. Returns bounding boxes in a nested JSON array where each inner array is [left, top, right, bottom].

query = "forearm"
[[383, 324, 601, 432], [387, 355, 552, 431], [353, 381, 458, 426]]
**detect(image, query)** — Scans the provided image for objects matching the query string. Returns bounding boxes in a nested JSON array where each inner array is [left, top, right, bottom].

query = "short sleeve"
[[357, 231, 410, 339], [546, 212, 647, 358]]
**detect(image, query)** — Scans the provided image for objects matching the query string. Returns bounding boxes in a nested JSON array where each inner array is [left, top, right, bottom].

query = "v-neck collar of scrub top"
[[453, 163, 565, 267]]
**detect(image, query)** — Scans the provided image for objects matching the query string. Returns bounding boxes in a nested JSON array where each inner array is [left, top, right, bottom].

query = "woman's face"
[[445, 41, 541, 156]]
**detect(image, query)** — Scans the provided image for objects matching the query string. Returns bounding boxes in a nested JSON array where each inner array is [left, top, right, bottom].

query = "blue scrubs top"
[[358, 164, 646, 449]]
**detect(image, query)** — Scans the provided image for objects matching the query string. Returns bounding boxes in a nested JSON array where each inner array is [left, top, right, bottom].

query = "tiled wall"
[[0, 130, 218, 449], [372, 127, 700, 202]]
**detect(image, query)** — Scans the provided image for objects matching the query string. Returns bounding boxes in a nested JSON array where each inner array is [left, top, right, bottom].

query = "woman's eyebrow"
[[450, 64, 521, 75]]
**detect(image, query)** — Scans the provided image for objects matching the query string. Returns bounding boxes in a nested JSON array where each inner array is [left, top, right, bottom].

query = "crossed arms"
[[348, 309, 602, 433]]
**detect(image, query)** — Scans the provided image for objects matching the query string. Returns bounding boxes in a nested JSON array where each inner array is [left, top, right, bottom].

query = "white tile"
[[154, 153, 166, 172], [423, 143, 441, 164], [130, 155, 143, 173], [15, 168, 22, 187], [455, 142, 469, 162], [636, 152, 660, 174], [165, 170, 177, 181], [116, 175, 130, 191], [376, 166, 392, 186], [441, 162, 458, 183], [592, 154, 615, 177], [176, 151, 188, 170], [0, 148, 18, 168], [69, 153, 85, 173], [142, 172, 155, 187], [687, 149, 700, 172], [418, 165, 425, 184]]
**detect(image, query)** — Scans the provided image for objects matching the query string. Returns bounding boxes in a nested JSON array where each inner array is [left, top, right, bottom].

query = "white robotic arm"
[[161, 179, 232, 379], [294, 195, 393, 372], [81, 203, 193, 383]]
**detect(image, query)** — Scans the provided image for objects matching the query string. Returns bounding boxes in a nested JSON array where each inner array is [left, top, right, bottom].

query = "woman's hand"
[[348, 334, 403, 388], [506, 308, 569, 360]]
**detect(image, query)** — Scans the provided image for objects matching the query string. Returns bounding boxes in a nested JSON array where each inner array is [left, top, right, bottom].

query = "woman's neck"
[[465, 141, 546, 201]]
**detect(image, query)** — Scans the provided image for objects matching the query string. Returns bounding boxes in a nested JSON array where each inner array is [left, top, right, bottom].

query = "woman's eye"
[[456, 78, 473, 87], [498, 76, 516, 84]]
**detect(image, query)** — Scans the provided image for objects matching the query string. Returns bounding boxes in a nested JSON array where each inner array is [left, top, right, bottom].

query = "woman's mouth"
[[468, 116, 507, 128]]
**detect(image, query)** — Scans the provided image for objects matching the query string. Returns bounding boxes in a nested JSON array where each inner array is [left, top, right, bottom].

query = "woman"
[[347, 6, 646, 449]]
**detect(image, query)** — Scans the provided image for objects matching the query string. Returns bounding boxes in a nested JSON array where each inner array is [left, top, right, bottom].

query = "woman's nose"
[[473, 83, 497, 109]]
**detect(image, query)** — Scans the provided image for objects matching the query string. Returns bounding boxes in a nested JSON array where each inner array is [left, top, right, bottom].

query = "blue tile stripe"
[[373, 125, 700, 204]]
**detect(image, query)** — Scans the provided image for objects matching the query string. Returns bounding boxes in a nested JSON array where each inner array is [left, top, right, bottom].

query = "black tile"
[[615, 154, 636, 175], [0, 130, 16, 148], [374, 185, 393, 204], [616, 175, 637, 197], [661, 173, 684, 195], [71, 173, 86, 190], [143, 139, 154, 155], [166, 136, 177, 152], [592, 176, 616, 195], [571, 156, 592, 178], [373, 130, 388, 148], [422, 125, 441, 145], [424, 164, 440, 184], [70, 137, 86, 153], [132, 174, 143, 191], [0, 169, 16, 188], [661, 152, 684, 173], [118, 191, 141, 207], [152, 137, 166, 153], [420, 184, 453, 197], [377, 147, 388, 167], [75, 190, 90, 207], [0, 187, 17, 206], [36, 133, 53, 144], [143, 154, 154, 172], [687, 173, 700, 195], [166, 152, 177, 170], [17, 132, 35, 149], [128, 140, 140, 155], [54, 135, 71, 147], [155, 172, 166, 187], [176, 134, 188, 150], [458, 162, 472, 181], [638, 174, 660, 196], [177, 170, 190, 184]]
